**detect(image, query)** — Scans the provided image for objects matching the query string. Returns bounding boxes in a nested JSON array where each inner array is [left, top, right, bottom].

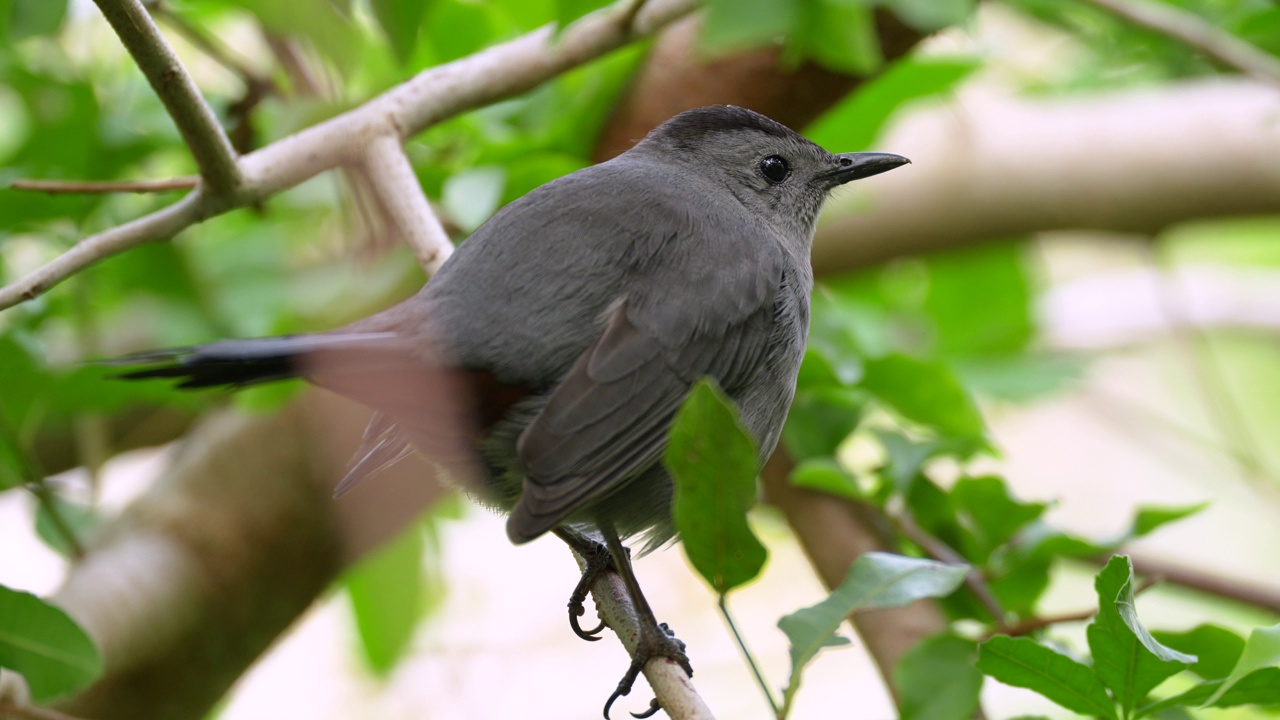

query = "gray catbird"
[[119, 105, 908, 716]]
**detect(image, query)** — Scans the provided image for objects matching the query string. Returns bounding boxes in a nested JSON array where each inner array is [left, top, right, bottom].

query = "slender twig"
[[1091, 553, 1280, 615], [0, 190, 208, 307], [1079, 0, 1280, 87], [0, 0, 700, 312], [357, 135, 455, 274], [716, 594, 779, 716], [90, 0, 241, 194], [993, 577, 1161, 638], [150, 2, 269, 91], [999, 609, 1099, 637], [0, 702, 95, 720], [9, 178, 198, 194], [893, 509, 1010, 632]]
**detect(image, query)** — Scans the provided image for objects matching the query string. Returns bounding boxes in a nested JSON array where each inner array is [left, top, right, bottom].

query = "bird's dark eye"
[[759, 155, 790, 184]]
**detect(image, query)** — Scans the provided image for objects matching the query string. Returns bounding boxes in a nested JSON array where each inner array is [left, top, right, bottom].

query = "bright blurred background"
[[3, 0, 1280, 718]]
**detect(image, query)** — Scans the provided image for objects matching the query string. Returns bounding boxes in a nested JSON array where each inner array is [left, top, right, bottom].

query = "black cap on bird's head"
[[635, 105, 909, 240]]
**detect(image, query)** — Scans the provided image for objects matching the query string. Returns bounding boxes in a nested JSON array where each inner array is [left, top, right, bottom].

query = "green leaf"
[[977, 635, 1117, 720], [1204, 623, 1280, 706], [789, 457, 861, 499], [790, 0, 881, 75], [922, 242, 1033, 356], [860, 353, 986, 441], [443, 165, 506, 233], [1088, 556, 1190, 715], [950, 475, 1045, 561], [665, 378, 766, 595], [780, 553, 966, 702], [1128, 503, 1208, 540], [781, 386, 863, 461], [807, 55, 980, 151], [895, 633, 983, 720], [875, 429, 946, 491], [370, 0, 432, 64], [424, 0, 495, 63], [700, 0, 799, 55], [1139, 667, 1280, 716], [9, 0, 67, 41], [1151, 625, 1245, 681], [0, 585, 102, 702], [34, 497, 96, 558], [343, 523, 425, 675]]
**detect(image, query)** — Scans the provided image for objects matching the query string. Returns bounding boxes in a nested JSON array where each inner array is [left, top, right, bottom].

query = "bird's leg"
[[553, 527, 611, 640], [596, 519, 693, 720]]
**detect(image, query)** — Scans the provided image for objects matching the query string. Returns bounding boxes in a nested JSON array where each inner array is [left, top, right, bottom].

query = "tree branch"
[[1079, 0, 1280, 87], [0, 0, 700, 312], [9, 178, 199, 194], [811, 79, 1280, 275], [357, 135, 454, 274], [566, 549, 715, 720], [90, 0, 241, 195]]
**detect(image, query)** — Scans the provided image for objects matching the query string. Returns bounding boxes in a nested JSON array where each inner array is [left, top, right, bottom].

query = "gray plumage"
[[119, 105, 909, 554]]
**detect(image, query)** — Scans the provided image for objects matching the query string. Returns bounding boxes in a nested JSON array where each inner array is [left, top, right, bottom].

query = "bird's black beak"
[[826, 152, 911, 186]]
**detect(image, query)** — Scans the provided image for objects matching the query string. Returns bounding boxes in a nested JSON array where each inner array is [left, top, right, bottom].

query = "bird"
[[116, 104, 909, 717]]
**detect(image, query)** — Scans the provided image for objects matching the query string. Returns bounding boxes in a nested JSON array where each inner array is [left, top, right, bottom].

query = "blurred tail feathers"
[[112, 332, 402, 388]]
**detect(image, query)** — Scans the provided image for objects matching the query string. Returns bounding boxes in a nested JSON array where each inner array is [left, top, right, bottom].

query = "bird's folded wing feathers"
[[507, 241, 783, 542]]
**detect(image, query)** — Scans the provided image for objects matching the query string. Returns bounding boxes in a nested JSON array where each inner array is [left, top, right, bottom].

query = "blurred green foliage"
[[3, 0, 1280, 717]]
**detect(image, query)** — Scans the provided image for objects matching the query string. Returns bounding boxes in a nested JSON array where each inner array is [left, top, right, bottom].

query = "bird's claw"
[[567, 538, 614, 641], [601, 622, 693, 719]]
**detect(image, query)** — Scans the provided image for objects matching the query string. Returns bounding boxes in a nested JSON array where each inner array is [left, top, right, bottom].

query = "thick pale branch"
[[0, 0, 699, 312], [812, 80, 1280, 275], [1080, 0, 1280, 87], [91, 0, 241, 194], [357, 135, 454, 274]]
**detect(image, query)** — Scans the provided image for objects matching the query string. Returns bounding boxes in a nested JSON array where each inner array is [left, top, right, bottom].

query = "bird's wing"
[[506, 232, 785, 543]]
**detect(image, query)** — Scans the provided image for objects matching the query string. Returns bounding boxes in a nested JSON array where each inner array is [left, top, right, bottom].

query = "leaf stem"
[[716, 594, 780, 717]]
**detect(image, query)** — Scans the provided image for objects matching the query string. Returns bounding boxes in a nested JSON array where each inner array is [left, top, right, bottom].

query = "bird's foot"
[[568, 539, 614, 641], [602, 622, 693, 720]]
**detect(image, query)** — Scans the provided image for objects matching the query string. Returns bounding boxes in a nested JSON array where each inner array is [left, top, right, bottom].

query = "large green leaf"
[[370, 0, 432, 64], [0, 585, 102, 702], [8, 0, 67, 41], [781, 385, 863, 461], [860, 353, 986, 441], [1087, 556, 1191, 715], [1138, 667, 1280, 716], [950, 475, 1045, 561], [922, 242, 1033, 356], [977, 635, 1117, 720], [343, 523, 426, 675], [700, 0, 799, 55], [780, 552, 966, 705], [665, 378, 766, 595], [1204, 623, 1280, 706], [808, 55, 980, 151], [781, 553, 964, 676], [790, 0, 880, 75], [1151, 625, 1245, 681], [895, 633, 983, 720]]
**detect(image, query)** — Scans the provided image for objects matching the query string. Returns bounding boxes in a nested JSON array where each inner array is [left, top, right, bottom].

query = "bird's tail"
[[112, 332, 403, 389]]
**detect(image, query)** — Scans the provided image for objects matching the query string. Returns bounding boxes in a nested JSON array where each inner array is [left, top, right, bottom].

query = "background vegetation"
[[2, 0, 1280, 718]]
